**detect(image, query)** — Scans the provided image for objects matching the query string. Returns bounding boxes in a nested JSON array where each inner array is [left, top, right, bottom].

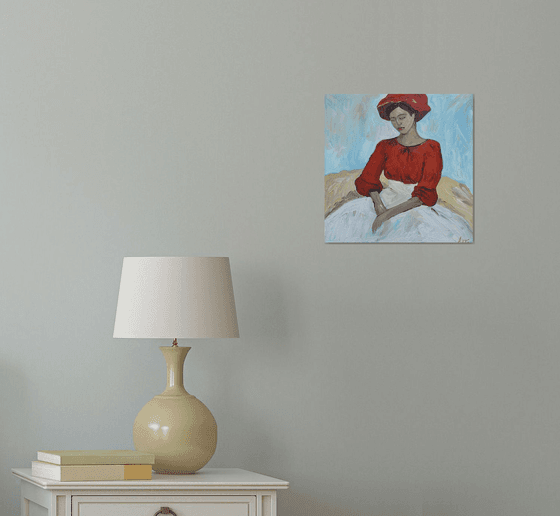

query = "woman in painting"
[[324, 94, 473, 243]]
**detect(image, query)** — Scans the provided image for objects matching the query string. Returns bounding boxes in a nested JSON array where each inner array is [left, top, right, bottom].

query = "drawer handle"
[[154, 508, 177, 516]]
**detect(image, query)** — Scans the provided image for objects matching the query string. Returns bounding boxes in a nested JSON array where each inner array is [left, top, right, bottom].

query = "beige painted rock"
[[325, 169, 473, 228]]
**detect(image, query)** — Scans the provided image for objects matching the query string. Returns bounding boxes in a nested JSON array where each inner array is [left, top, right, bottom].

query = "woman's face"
[[389, 107, 415, 135]]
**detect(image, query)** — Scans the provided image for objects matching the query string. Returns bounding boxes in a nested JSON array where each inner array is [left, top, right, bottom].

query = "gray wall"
[[1, 1, 559, 515]]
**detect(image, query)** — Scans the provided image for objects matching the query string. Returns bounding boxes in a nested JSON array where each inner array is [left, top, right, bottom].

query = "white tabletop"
[[12, 467, 289, 491]]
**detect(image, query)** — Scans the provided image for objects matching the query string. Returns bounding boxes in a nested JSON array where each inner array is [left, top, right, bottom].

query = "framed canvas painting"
[[324, 94, 473, 243]]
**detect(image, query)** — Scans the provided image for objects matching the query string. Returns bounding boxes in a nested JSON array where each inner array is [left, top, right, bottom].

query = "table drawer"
[[72, 495, 256, 516]]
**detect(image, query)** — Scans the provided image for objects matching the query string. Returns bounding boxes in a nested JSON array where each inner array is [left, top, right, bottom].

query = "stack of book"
[[31, 450, 155, 481]]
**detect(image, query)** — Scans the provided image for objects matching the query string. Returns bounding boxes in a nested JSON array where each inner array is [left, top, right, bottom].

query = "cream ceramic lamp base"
[[133, 346, 217, 474]]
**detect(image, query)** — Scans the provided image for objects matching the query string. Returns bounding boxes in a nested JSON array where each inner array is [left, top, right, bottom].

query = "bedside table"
[[12, 467, 289, 516]]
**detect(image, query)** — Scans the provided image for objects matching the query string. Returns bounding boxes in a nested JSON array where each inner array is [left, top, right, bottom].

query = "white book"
[[31, 461, 152, 481], [37, 450, 155, 466]]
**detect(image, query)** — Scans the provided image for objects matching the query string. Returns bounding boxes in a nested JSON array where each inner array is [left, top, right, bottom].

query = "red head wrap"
[[377, 94, 431, 122]]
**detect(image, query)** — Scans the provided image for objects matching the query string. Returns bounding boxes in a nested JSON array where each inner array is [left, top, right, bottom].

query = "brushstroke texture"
[[325, 94, 473, 190]]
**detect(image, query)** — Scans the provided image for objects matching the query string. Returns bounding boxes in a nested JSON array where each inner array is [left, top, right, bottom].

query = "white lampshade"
[[113, 257, 239, 339]]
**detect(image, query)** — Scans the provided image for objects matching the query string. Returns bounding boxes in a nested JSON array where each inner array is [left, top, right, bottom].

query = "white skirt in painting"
[[325, 180, 473, 243]]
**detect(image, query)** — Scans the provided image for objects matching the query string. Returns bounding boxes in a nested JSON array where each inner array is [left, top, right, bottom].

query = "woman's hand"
[[372, 196, 423, 234], [372, 212, 388, 234], [369, 191, 387, 217]]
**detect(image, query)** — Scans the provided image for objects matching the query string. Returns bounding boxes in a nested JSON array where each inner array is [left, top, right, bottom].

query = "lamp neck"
[[159, 346, 191, 396]]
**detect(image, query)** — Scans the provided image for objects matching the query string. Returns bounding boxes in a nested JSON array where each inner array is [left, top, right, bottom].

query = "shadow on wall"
[[282, 491, 462, 516], [233, 262, 300, 360], [0, 362, 33, 516], [209, 263, 296, 469], [213, 365, 277, 469], [281, 491, 369, 516]]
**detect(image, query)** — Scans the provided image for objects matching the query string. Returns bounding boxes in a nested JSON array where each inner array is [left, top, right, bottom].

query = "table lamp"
[[113, 257, 239, 474]]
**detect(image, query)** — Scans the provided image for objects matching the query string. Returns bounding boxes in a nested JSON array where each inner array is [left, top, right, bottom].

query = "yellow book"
[[37, 450, 155, 466], [31, 461, 152, 481]]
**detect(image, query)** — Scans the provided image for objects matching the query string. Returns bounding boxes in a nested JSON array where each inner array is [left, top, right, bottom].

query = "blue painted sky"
[[325, 94, 473, 190]]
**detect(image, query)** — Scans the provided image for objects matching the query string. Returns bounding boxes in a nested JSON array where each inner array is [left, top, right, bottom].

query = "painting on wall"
[[324, 94, 474, 243]]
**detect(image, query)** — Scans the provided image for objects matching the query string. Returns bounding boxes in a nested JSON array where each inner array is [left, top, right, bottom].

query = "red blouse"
[[354, 138, 442, 207]]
